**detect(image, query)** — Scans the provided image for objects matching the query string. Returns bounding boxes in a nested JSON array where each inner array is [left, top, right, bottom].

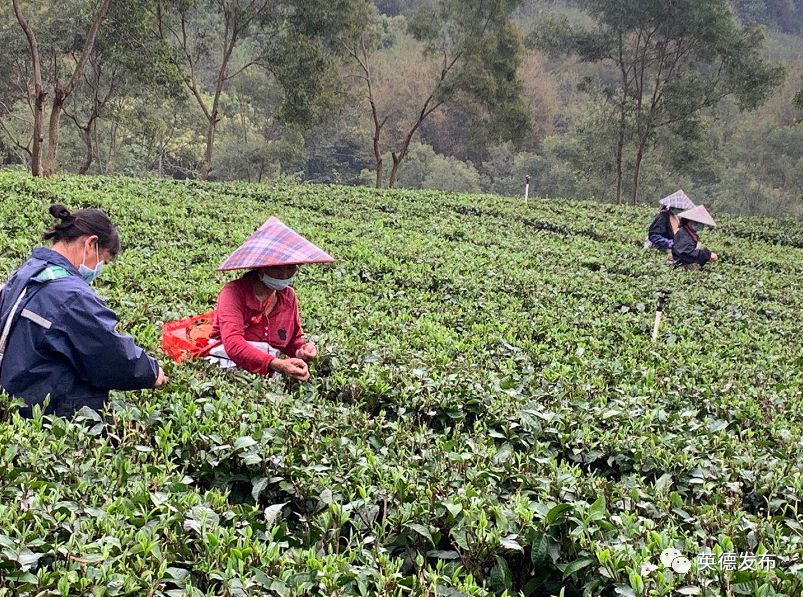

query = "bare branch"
[[224, 60, 261, 81], [0, 118, 32, 158], [11, 0, 42, 91]]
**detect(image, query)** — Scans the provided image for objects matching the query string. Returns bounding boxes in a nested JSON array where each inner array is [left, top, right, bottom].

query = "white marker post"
[[524, 175, 530, 203], [651, 311, 663, 342], [652, 290, 670, 342]]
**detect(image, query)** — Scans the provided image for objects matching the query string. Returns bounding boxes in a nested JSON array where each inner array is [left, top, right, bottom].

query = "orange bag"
[[161, 311, 221, 363]]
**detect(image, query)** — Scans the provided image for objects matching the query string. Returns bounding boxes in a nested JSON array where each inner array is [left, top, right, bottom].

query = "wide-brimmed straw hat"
[[217, 217, 334, 271]]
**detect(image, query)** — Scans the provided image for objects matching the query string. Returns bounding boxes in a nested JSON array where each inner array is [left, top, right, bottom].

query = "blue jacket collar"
[[31, 247, 81, 277]]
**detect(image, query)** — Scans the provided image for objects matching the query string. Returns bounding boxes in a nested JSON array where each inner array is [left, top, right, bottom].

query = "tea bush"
[[0, 171, 801, 596]]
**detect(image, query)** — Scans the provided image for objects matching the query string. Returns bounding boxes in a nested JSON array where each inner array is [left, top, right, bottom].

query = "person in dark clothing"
[[645, 190, 696, 252], [646, 206, 680, 250], [672, 205, 719, 270], [0, 204, 166, 418]]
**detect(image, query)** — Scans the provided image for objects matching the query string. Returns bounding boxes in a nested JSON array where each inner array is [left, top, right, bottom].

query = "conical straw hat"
[[677, 204, 716, 228], [217, 217, 334, 271], [659, 190, 695, 210]]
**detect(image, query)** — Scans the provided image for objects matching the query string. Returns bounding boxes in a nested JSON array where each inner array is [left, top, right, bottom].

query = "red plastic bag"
[[161, 310, 221, 363]]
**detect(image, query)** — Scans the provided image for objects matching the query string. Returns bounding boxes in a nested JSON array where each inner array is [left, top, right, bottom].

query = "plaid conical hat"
[[217, 217, 334, 271], [677, 204, 716, 228], [659, 190, 695, 210]]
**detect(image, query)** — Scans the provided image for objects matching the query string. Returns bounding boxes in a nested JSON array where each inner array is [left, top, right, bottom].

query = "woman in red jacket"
[[209, 217, 334, 381]]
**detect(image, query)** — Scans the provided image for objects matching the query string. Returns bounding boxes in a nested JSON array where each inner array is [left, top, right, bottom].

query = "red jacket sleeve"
[[215, 282, 274, 375], [285, 291, 306, 358]]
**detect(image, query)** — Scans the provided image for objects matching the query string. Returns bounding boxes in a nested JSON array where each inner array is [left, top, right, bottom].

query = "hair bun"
[[49, 204, 73, 222]]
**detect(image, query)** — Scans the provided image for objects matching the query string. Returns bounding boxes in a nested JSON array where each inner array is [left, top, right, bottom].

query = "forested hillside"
[[1, 0, 801, 218]]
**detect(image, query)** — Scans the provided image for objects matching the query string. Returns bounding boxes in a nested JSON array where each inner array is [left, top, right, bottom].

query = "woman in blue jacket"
[[0, 204, 166, 418]]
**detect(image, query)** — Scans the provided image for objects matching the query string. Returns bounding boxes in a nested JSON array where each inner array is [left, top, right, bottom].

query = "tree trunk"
[[12, 0, 45, 176], [78, 124, 93, 174], [388, 153, 402, 188], [200, 112, 217, 180], [387, 97, 441, 189], [615, 100, 626, 203], [42, 89, 65, 176], [32, 92, 46, 176], [614, 31, 632, 205], [198, 45, 231, 181], [198, 14, 238, 181], [632, 139, 646, 205], [374, 156, 383, 189], [371, 99, 383, 188], [92, 117, 103, 172], [107, 114, 119, 174]]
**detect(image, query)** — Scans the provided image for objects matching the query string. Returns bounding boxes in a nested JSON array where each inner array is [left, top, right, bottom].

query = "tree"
[[11, 0, 112, 176], [373, 0, 422, 17], [213, 70, 307, 182], [359, 142, 482, 192], [157, 0, 268, 180], [157, 0, 370, 180], [346, 2, 532, 188], [480, 142, 544, 195], [0, 23, 34, 166], [63, 0, 180, 174], [794, 89, 803, 116], [111, 93, 206, 177], [533, 0, 785, 204]]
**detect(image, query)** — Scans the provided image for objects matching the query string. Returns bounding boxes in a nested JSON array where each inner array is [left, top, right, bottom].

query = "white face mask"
[[260, 272, 294, 291], [78, 244, 104, 284]]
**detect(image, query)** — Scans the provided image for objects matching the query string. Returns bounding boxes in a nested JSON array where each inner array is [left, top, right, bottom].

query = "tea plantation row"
[[0, 170, 801, 596]]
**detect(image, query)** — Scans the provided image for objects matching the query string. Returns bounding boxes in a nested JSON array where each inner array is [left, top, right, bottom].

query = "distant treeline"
[[1, 0, 801, 219]]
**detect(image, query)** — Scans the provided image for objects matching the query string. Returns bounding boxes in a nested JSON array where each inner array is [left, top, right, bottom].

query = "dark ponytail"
[[43, 204, 121, 257]]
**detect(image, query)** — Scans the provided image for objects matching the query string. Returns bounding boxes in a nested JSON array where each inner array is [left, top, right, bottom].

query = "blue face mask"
[[260, 272, 294, 291], [691, 222, 705, 233], [79, 244, 105, 284]]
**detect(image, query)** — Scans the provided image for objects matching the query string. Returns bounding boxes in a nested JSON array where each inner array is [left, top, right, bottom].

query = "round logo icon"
[[672, 556, 692, 574], [660, 548, 682, 568], [659, 548, 691, 574]]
